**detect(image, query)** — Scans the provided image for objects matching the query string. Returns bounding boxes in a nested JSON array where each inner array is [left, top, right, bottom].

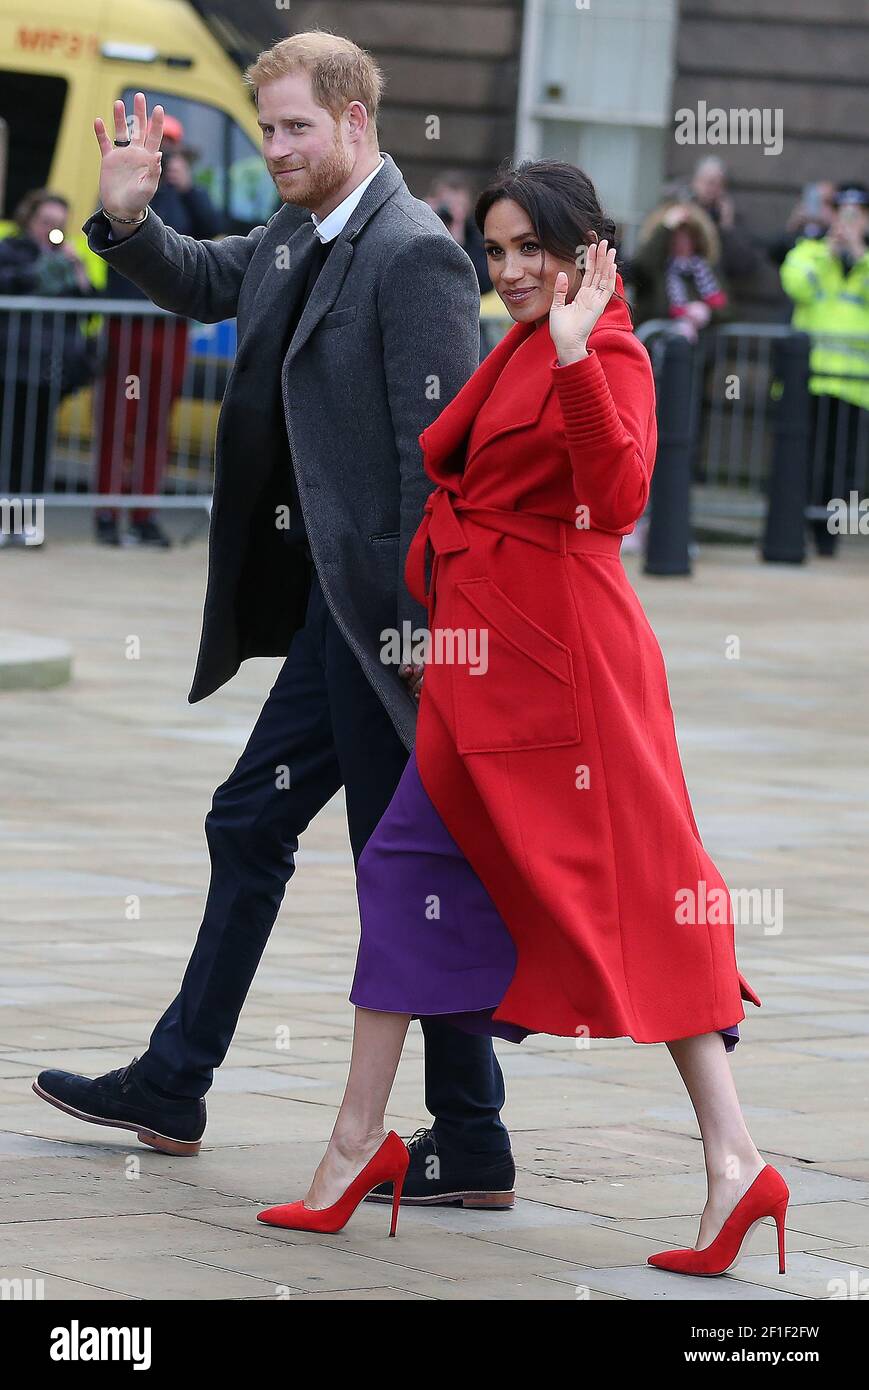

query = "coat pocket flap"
[[456, 577, 574, 686], [321, 306, 358, 329]]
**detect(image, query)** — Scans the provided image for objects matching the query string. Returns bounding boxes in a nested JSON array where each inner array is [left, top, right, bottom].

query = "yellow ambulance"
[[0, 0, 278, 470], [0, 0, 277, 238]]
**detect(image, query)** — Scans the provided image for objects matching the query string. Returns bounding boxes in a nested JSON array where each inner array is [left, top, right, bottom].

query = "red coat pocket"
[[449, 576, 581, 754]]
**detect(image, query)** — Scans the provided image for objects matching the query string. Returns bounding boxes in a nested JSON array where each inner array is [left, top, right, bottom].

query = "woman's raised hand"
[[549, 239, 618, 365], [93, 92, 165, 221]]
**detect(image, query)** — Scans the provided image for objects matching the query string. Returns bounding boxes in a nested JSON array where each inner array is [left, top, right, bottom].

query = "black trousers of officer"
[[137, 559, 509, 1156]]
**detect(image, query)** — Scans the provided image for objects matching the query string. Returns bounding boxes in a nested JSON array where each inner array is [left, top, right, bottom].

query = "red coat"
[[405, 279, 760, 1043]]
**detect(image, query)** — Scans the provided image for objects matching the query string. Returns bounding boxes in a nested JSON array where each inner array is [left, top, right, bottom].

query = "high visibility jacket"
[[781, 237, 869, 409]]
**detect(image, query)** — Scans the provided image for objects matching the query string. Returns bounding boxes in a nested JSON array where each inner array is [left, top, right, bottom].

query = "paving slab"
[[1, 535, 866, 1299]]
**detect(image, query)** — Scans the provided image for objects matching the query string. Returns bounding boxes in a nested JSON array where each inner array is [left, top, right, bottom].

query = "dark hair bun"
[[475, 159, 616, 259]]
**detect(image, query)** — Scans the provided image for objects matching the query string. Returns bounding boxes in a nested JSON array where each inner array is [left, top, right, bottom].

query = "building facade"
[[205, 0, 869, 314]]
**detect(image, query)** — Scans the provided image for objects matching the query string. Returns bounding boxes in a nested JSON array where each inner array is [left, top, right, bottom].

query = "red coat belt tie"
[[406, 486, 624, 627]]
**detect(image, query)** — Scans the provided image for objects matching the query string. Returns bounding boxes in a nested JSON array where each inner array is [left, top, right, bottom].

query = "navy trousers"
[[138, 562, 509, 1156]]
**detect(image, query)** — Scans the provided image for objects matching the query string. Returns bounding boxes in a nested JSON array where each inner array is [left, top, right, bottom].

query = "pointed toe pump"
[[648, 1164, 789, 1277], [257, 1131, 410, 1237]]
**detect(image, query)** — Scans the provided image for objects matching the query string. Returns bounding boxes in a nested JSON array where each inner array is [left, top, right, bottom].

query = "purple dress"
[[351, 748, 740, 1051]]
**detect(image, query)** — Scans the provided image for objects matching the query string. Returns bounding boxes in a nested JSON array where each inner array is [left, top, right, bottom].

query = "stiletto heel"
[[648, 1164, 790, 1277], [257, 1132, 410, 1236], [389, 1165, 406, 1237], [773, 1197, 788, 1274]]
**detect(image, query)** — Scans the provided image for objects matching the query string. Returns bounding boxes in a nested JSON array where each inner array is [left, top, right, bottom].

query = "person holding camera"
[[781, 183, 869, 555], [0, 189, 96, 531]]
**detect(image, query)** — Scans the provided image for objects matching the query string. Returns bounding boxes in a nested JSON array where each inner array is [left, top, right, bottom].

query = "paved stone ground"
[[1, 525, 868, 1301]]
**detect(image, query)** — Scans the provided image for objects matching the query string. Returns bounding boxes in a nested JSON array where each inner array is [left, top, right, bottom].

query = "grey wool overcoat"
[[83, 152, 482, 750]]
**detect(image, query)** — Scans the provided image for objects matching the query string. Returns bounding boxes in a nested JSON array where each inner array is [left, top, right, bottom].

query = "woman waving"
[[257, 160, 788, 1279]]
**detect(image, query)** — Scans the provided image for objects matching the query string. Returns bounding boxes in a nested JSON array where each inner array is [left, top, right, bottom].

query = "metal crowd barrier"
[[637, 319, 869, 538], [0, 296, 224, 513], [0, 294, 515, 517], [4, 296, 865, 562]]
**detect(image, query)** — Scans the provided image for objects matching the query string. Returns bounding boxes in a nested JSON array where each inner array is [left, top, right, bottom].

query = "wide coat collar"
[[419, 275, 632, 485]]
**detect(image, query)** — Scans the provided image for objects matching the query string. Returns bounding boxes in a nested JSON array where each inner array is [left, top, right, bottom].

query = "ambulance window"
[[228, 122, 278, 226], [0, 72, 67, 220], [119, 88, 277, 233]]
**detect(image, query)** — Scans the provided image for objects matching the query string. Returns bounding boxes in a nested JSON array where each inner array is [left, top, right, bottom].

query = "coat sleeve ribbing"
[[550, 330, 657, 532]]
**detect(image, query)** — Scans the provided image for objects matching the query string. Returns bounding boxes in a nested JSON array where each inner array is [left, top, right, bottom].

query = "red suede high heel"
[[648, 1164, 789, 1276], [257, 1132, 410, 1237]]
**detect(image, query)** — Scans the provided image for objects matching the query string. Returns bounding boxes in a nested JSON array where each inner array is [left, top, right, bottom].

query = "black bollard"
[[762, 332, 810, 564], [645, 333, 693, 576]]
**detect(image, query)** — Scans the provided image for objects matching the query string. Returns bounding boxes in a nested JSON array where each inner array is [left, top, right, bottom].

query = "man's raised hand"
[[93, 92, 165, 224]]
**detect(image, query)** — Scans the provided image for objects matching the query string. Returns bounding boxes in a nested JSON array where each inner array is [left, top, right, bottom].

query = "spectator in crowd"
[[768, 180, 836, 269], [623, 199, 730, 557], [424, 170, 492, 294], [627, 200, 729, 337], [0, 189, 97, 544], [780, 182, 869, 557], [690, 156, 759, 289], [94, 114, 221, 547]]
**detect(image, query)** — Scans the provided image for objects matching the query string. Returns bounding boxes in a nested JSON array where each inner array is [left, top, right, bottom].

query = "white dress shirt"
[[310, 156, 384, 243]]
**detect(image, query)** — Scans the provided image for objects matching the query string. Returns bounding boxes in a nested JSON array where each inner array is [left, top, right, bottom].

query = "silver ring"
[[113, 138, 131, 147]]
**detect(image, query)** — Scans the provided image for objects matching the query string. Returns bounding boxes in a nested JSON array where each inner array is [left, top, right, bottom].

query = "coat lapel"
[[463, 319, 560, 466], [419, 319, 537, 482], [241, 153, 405, 373], [421, 274, 634, 480], [282, 230, 353, 369], [283, 154, 404, 371]]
